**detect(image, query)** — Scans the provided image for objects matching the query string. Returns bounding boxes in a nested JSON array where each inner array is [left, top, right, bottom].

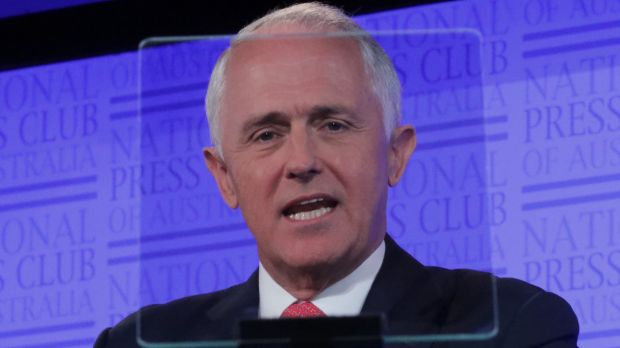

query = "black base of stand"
[[239, 315, 384, 348]]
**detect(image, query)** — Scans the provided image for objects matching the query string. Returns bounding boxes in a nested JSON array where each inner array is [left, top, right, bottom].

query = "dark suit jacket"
[[94, 236, 579, 347]]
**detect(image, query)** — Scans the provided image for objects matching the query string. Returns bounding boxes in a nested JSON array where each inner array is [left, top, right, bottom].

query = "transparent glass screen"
[[137, 30, 497, 347]]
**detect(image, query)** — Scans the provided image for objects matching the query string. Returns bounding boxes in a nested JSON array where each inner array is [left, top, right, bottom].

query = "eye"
[[325, 121, 346, 132], [255, 130, 277, 142]]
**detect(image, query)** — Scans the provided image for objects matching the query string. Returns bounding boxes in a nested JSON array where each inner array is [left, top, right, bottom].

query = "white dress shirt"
[[259, 241, 386, 318]]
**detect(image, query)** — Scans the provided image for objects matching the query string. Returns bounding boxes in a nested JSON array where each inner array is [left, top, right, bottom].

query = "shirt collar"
[[259, 240, 386, 318]]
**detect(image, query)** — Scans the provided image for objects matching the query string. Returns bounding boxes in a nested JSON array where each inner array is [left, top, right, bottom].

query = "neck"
[[264, 265, 338, 300], [260, 239, 383, 300]]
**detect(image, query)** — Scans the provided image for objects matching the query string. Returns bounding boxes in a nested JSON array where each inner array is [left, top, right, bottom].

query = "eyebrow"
[[241, 112, 290, 136], [307, 105, 353, 121], [240, 104, 357, 136]]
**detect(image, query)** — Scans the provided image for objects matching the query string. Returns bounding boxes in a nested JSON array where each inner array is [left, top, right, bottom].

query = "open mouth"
[[282, 195, 338, 222]]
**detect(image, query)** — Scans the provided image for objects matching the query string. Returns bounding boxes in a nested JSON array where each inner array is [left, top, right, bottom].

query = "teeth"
[[288, 207, 332, 221], [299, 198, 323, 205]]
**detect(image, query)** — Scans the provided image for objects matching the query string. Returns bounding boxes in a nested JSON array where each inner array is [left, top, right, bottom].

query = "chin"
[[281, 245, 346, 270]]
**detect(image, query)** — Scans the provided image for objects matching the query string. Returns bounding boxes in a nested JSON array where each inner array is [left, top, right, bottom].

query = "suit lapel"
[[362, 236, 449, 348], [210, 272, 260, 338], [179, 271, 260, 341], [180, 236, 450, 345]]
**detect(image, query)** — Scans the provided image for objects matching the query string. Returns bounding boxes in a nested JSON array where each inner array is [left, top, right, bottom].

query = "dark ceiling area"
[[1, 0, 453, 71]]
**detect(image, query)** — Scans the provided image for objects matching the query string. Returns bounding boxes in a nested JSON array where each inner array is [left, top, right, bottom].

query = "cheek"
[[357, 149, 389, 202], [254, 165, 268, 179], [331, 141, 387, 183], [232, 160, 278, 211]]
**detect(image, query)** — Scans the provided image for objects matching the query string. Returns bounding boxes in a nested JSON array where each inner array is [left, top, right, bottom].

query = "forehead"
[[228, 33, 362, 70], [220, 31, 369, 113], [229, 22, 364, 68]]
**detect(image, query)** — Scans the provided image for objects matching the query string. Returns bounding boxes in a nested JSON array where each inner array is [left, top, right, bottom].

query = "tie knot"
[[281, 301, 326, 318]]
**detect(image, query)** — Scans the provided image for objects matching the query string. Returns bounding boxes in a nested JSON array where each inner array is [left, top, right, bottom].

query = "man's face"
[[205, 31, 414, 280]]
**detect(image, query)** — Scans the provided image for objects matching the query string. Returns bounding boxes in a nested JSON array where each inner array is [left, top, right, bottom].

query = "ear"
[[388, 125, 416, 187], [203, 147, 239, 209]]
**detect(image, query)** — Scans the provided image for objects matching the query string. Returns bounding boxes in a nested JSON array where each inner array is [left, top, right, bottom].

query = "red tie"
[[281, 301, 326, 318]]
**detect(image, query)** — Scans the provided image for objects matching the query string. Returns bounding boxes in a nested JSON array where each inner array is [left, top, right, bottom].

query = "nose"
[[285, 129, 321, 182]]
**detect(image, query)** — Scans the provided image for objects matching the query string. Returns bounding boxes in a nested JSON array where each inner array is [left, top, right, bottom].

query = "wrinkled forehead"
[[227, 32, 364, 77], [221, 32, 371, 111], [213, 24, 379, 132]]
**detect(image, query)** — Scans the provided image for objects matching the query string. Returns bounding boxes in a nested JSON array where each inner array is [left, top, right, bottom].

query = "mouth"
[[281, 195, 338, 222]]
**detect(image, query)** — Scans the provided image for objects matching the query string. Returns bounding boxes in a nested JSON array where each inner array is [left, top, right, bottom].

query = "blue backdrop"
[[0, 0, 619, 347]]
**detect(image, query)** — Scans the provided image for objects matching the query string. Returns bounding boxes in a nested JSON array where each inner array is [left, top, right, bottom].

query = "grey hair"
[[205, 2, 401, 154]]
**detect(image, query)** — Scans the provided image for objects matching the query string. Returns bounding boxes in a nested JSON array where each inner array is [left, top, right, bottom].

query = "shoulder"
[[379, 237, 578, 346], [427, 267, 579, 347], [493, 276, 579, 347], [94, 282, 250, 348]]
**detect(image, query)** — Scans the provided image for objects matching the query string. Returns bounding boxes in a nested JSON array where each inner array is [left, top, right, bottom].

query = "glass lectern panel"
[[137, 30, 497, 347]]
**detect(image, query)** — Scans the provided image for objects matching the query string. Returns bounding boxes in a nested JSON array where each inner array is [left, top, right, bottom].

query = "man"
[[95, 3, 579, 347]]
